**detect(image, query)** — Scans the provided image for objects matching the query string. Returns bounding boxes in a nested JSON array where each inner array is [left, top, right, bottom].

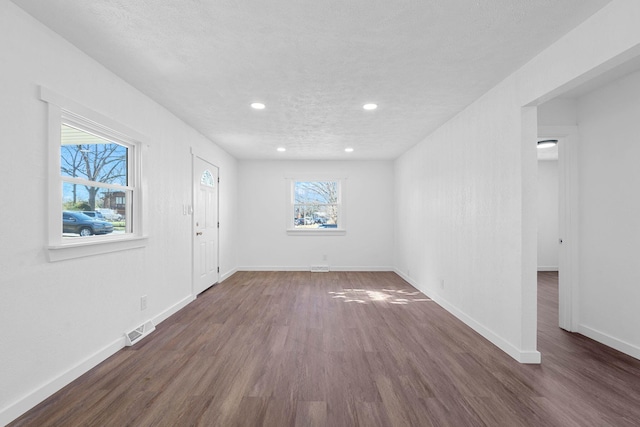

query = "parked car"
[[81, 211, 105, 220], [294, 218, 304, 226], [96, 208, 123, 221], [319, 223, 338, 228], [63, 211, 114, 236]]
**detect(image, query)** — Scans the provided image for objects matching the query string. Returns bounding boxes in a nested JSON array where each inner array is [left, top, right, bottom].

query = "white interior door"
[[539, 125, 579, 332], [193, 157, 219, 295], [557, 129, 580, 332]]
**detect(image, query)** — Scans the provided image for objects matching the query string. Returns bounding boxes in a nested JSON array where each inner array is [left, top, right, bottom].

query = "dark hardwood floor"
[[10, 271, 640, 426]]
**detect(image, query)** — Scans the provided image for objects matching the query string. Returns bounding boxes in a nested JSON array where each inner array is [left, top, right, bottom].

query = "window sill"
[[47, 235, 148, 262], [286, 229, 346, 236]]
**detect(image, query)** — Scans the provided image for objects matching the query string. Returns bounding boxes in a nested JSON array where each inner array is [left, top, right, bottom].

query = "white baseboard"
[[577, 324, 640, 360], [1, 294, 195, 426], [0, 338, 124, 426], [327, 266, 394, 272], [220, 267, 238, 282], [238, 266, 309, 271], [394, 269, 541, 364], [537, 266, 559, 271], [429, 295, 541, 364], [152, 294, 194, 325], [238, 265, 394, 272], [394, 269, 413, 284]]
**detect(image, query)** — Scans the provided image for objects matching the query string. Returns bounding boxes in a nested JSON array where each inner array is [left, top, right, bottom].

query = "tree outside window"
[[59, 123, 133, 236], [60, 124, 127, 211], [293, 181, 339, 228]]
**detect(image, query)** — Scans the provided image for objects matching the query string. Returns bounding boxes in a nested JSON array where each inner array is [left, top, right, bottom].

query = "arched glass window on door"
[[201, 169, 215, 187]]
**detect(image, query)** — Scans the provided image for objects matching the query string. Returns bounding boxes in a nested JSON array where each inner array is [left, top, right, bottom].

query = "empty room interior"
[[2, 0, 640, 425]]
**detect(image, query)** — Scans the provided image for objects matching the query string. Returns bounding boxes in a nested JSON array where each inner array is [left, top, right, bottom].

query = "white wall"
[[0, 1, 238, 424], [238, 160, 394, 270], [575, 69, 640, 358], [395, 77, 536, 361], [394, 0, 640, 363], [538, 98, 578, 126], [537, 161, 559, 270]]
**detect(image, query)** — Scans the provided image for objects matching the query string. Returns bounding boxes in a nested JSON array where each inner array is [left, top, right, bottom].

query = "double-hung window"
[[42, 88, 147, 261], [287, 177, 345, 234], [60, 122, 131, 233]]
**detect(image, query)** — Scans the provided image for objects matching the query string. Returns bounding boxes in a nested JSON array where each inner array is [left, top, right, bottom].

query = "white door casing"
[[193, 156, 219, 295]]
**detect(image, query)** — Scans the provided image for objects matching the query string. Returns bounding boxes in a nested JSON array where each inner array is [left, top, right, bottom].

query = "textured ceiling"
[[12, 0, 611, 160]]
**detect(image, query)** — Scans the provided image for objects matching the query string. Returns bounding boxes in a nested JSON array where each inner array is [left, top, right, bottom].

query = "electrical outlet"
[[140, 295, 147, 311]]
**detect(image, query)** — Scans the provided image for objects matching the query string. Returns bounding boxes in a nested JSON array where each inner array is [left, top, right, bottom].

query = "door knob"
[[196, 232, 203, 236]]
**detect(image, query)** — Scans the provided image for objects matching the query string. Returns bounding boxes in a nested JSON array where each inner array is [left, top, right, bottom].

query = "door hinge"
[[217, 221, 220, 228], [217, 267, 220, 273], [218, 177, 220, 183]]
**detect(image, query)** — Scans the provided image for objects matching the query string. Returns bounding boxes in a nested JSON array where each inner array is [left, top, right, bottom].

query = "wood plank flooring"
[[9, 271, 640, 426]]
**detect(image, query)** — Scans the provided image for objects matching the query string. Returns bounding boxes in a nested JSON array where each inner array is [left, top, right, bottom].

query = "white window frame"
[[41, 87, 148, 261], [285, 176, 346, 236]]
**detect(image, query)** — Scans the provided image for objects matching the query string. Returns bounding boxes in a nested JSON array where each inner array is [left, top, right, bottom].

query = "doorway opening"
[[534, 51, 640, 360]]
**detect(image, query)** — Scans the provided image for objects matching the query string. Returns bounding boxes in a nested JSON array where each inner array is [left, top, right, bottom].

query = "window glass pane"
[[60, 124, 128, 186], [62, 182, 129, 237], [293, 181, 338, 228], [201, 169, 215, 187]]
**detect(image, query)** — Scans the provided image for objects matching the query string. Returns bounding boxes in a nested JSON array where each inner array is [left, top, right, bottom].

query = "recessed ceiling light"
[[345, 147, 354, 152], [363, 103, 378, 110], [537, 139, 558, 148], [251, 102, 266, 110], [277, 147, 286, 152]]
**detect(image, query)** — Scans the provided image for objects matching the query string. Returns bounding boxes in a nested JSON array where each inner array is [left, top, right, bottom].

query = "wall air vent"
[[310, 265, 330, 273], [124, 320, 155, 346]]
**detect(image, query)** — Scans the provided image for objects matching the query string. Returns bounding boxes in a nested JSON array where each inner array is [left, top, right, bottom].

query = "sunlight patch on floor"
[[328, 288, 432, 305]]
